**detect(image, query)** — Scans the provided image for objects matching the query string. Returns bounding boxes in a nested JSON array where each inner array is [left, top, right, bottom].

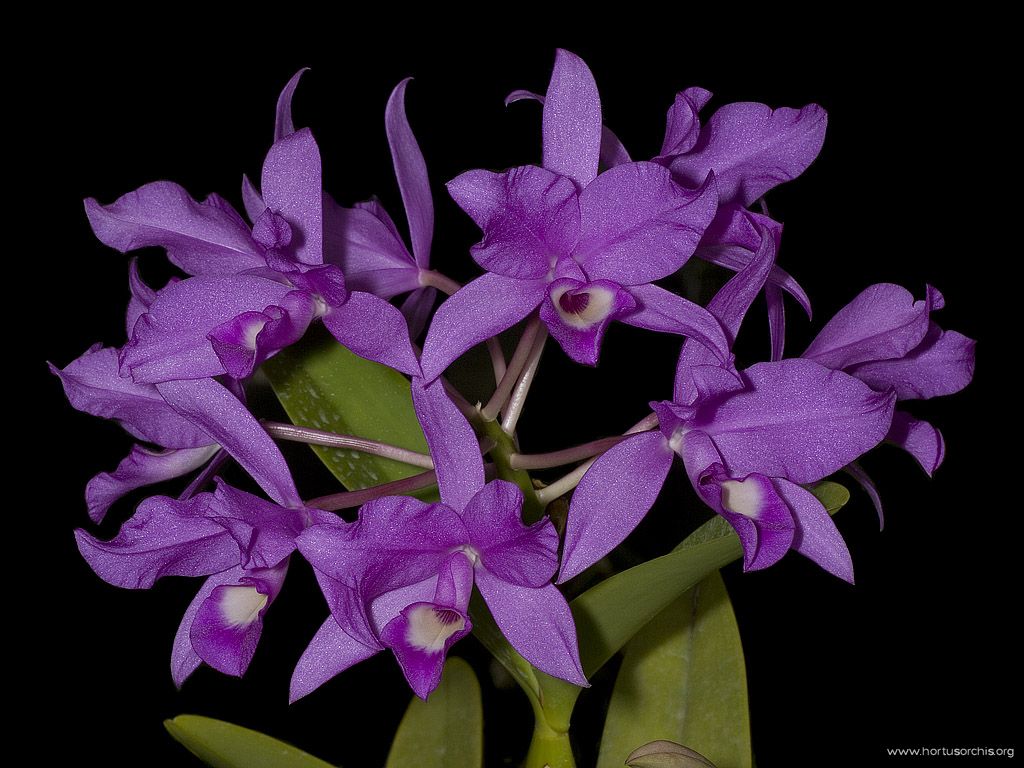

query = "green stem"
[[524, 719, 575, 768], [480, 418, 546, 523]]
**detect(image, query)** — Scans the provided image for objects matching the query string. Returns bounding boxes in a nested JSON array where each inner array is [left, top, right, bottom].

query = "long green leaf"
[[262, 328, 429, 490], [385, 657, 483, 768], [597, 572, 750, 768], [164, 715, 335, 768]]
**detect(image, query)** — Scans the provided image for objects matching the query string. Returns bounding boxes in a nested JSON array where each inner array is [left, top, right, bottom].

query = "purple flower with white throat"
[[293, 377, 585, 701], [559, 221, 896, 583], [420, 49, 728, 377]]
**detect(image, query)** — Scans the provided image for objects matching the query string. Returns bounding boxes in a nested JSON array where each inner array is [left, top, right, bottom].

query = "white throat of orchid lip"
[[405, 605, 466, 653], [551, 284, 617, 329], [720, 478, 764, 519], [242, 317, 268, 350], [220, 585, 268, 628]]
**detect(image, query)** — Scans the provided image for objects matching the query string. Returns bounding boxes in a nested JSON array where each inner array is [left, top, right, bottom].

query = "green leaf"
[[164, 715, 335, 768], [597, 572, 750, 768], [262, 328, 429, 491], [385, 657, 483, 768]]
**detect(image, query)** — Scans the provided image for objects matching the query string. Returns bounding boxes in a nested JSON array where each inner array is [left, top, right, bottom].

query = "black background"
[[21, 22, 1014, 768]]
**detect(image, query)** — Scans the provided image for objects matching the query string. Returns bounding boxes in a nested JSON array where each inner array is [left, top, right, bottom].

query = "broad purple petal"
[[325, 201, 420, 297], [172, 566, 244, 687], [51, 345, 210, 448], [156, 377, 301, 508], [290, 615, 381, 702], [803, 284, 935, 370], [849, 324, 976, 400], [75, 494, 238, 589], [447, 166, 579, 279], [322, 291, 421, 376], [475, 571, 587, 686], [540, 278, 637, 365], [420, 273, 547, 381], [575, 162, 717, 285], [670, 102, 827, 206], [543, 49, 602, 188], [559, 431, 674, 583], [886, 411, 945, 476], [774, 479, 854, 583], [261, 128, 323, 266], [411, 377, 484, 512], [621, 283, 730, 362], [275, 68, 309, 141], [697, 359, 896, 483], [209, 481, 306, 569], [86, 444, 218, 524], [84, 181, 265, 276], [386, 78, 433, 267], [658, 86, 712, 158]]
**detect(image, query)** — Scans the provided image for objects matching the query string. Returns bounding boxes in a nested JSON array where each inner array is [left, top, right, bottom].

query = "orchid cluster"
[[53, 50, 974, 766]]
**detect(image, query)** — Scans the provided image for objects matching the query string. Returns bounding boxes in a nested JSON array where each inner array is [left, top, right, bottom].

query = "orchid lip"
[[403, 603, 468, 653], [720, 478, 764, 519], [219, 585, 268, 628], [549, 282, 619, 329]]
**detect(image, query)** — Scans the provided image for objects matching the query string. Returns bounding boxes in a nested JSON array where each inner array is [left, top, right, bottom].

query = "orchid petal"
[[386, 78, 433, 267], [540, 278, 638, 365], [411, 377, 484, 512], [172, 566, 245, 687], [697, 359, 896, 484], [658, 86, 712, 158], [766, 283, 786, 362], [621, 283, 730, 362], [845, 462, 885, 529], [261, 127, 322, 266], [447, 166, 579, 279], [322, 291, 421, 376], [274, 68, 309, 141], [420, 273, 547, 381], [670, 102, 827, 206], [774, 479, 854, 583], [84, 182, 265, 276], [75, 494, 237, 589], [86, 444, 218, 524], [886, 411, 946, 476], [127, 258, 160, 335], [241, 175, 264, 224], [576, 162, 717, 285], [475, 571, 587, 687], [290, 615, 381, 703], [209, 481, 306, 569], [559, 432, 673, 583], [156, 377, 301, 508], [401, 286, 437, 341], [543, 48, 602, 188], [325, 200, 420, 297]]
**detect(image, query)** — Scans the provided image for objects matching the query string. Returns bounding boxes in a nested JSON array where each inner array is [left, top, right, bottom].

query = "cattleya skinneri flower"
[[53, 48, 974, 714]]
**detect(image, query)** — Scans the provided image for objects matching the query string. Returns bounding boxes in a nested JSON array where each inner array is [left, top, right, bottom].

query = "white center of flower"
[[242, 318, 268, 350], [551, 285, 617, 329], [405, 605, 466, 653], [720, 479, 763, 519], [219, 585, 268, 628], [668, 426, 687, 456]]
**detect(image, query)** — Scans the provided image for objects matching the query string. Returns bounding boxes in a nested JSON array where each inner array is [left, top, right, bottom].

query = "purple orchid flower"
[[420, 50, 729, 377], [324, 78, 439, 339], [559, 219, 896, 584], [85, 71, 420, 382], [50, 261, 219, 522], [801, 283, 976, 523], [293, 377, 585, 701]]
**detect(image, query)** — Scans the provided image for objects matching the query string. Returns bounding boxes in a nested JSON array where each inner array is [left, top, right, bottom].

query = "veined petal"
[[658, 86, 713, 158], [461, 481, 556, 587], [411, 377, 484, 512], [190, 564, 288, 677], [447, 166, 579, 279], [803, 284, 936, 370], [172, 566, 245, 688], [75, 494, 238, 589], [559, 431, 674, 583], [275, 68, 309, 141], [886, 411, 945, 476], [324, 200, 419, 297], [475, 571, 587, 687], [420, 273, 547, 381], [386, 78, 433, 267], [576, 162, 717, 285], [540, 278, 637, 365], [543, 49, 602, 188], [670, 101, 827, 206], [290, 615, 381, 702], [86, 444, 218, 524], [774, 479, 854, 583], [322, 291, 421, 376], [209, 480, 307, 569], [849, 323, 976, 400], [696, 359, 896, 484], [621, 283, 730, 362], [84, 181, 265, 276], [156, 377, 302, 508], [261, 127, 323, 266], [766, 283, 786, 362], [50, 345, 209, 449]]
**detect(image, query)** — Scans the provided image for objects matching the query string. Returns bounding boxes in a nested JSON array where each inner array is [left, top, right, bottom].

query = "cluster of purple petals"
[[52, 51, 974, 701]]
